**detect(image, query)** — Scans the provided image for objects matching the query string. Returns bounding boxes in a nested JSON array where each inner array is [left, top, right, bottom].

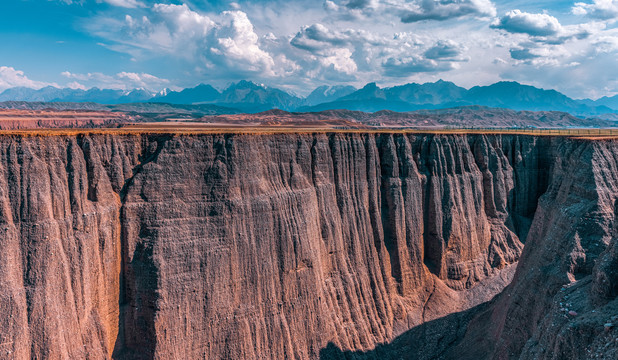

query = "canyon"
[[0, 131, 616, 359]]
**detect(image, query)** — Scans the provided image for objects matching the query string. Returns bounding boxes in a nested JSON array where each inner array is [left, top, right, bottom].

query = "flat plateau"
[[1, 122, 618, 138]]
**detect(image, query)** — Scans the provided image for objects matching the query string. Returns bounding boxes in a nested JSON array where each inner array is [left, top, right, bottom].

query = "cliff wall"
[[0, 132, 609, 359], [458, 138, 618, 359], [318, 136, 618, 360]]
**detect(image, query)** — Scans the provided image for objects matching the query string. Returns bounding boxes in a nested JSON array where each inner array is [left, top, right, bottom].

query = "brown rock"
[[2, 132, 613, 360]]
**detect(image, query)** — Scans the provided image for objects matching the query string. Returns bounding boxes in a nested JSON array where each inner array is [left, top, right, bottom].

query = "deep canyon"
[[0, 132, 616, 359]]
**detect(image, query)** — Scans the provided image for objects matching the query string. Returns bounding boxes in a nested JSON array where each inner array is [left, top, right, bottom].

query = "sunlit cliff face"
[[0, 131, 615, 359]]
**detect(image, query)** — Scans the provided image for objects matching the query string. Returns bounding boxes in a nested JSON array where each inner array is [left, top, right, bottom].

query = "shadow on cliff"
[[112, 231, 161, 360], [318, 300, 494, 360], [111, 136, 171, 359]]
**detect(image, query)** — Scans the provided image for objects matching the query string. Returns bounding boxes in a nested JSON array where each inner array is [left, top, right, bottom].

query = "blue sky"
[[0, 0, 617, 98]]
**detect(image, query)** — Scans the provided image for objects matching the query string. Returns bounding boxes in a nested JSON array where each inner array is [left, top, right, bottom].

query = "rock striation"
[[0, 109, 137, 130], [459, 138, 618, 360], [0, 132, 615, 359]]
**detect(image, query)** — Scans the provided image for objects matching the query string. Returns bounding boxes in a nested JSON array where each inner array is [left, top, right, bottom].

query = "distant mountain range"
[[298, 81, 617, 117], [0, 86, 154, 104], [576, 95, 618, 112], [1, 80, 617, 118]]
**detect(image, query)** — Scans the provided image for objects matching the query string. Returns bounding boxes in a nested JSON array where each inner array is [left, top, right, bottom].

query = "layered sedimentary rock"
[[0, 109, 136, 129], [325, 137, 618, 360], [0, 132, 615, 359], [457, 138, 618, 360]]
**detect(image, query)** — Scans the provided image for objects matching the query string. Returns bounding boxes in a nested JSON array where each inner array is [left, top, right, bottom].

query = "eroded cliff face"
[[456, 138, 618, 360], [347, 137, 618, 360], [0, 132, 611, 360]]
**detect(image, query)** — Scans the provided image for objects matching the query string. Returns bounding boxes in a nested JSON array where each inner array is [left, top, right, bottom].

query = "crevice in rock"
[[421, 135, 443, 277], [118, 135, 171, 203], [377, 134, 404, 292], [113, 134, 171, 359], [76, 135, 98, 202]]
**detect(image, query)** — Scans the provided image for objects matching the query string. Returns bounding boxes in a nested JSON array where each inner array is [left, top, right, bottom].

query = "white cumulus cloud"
[[382, 56, 456, 77], [572, 0, 618, 20], [424, 40, 468, 60], [325, 0, 496, 22], [0, 66, 55, 92], [491, 10, 601, 45], [319, 48, 358, 74], [213, 11, 276, 75], [399, 0, 497, 23], [491, 10, 563, 36], [290, 22, 468, 79], [61, 71, 169, 90], [101, 0, 146, 8], [93, 4, 283, 78], [291, 24, 359, 51], [66, 81, 87, 90]]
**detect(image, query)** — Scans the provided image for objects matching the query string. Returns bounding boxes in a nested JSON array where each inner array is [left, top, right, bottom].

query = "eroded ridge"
[[1, 132, 601, 360]]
